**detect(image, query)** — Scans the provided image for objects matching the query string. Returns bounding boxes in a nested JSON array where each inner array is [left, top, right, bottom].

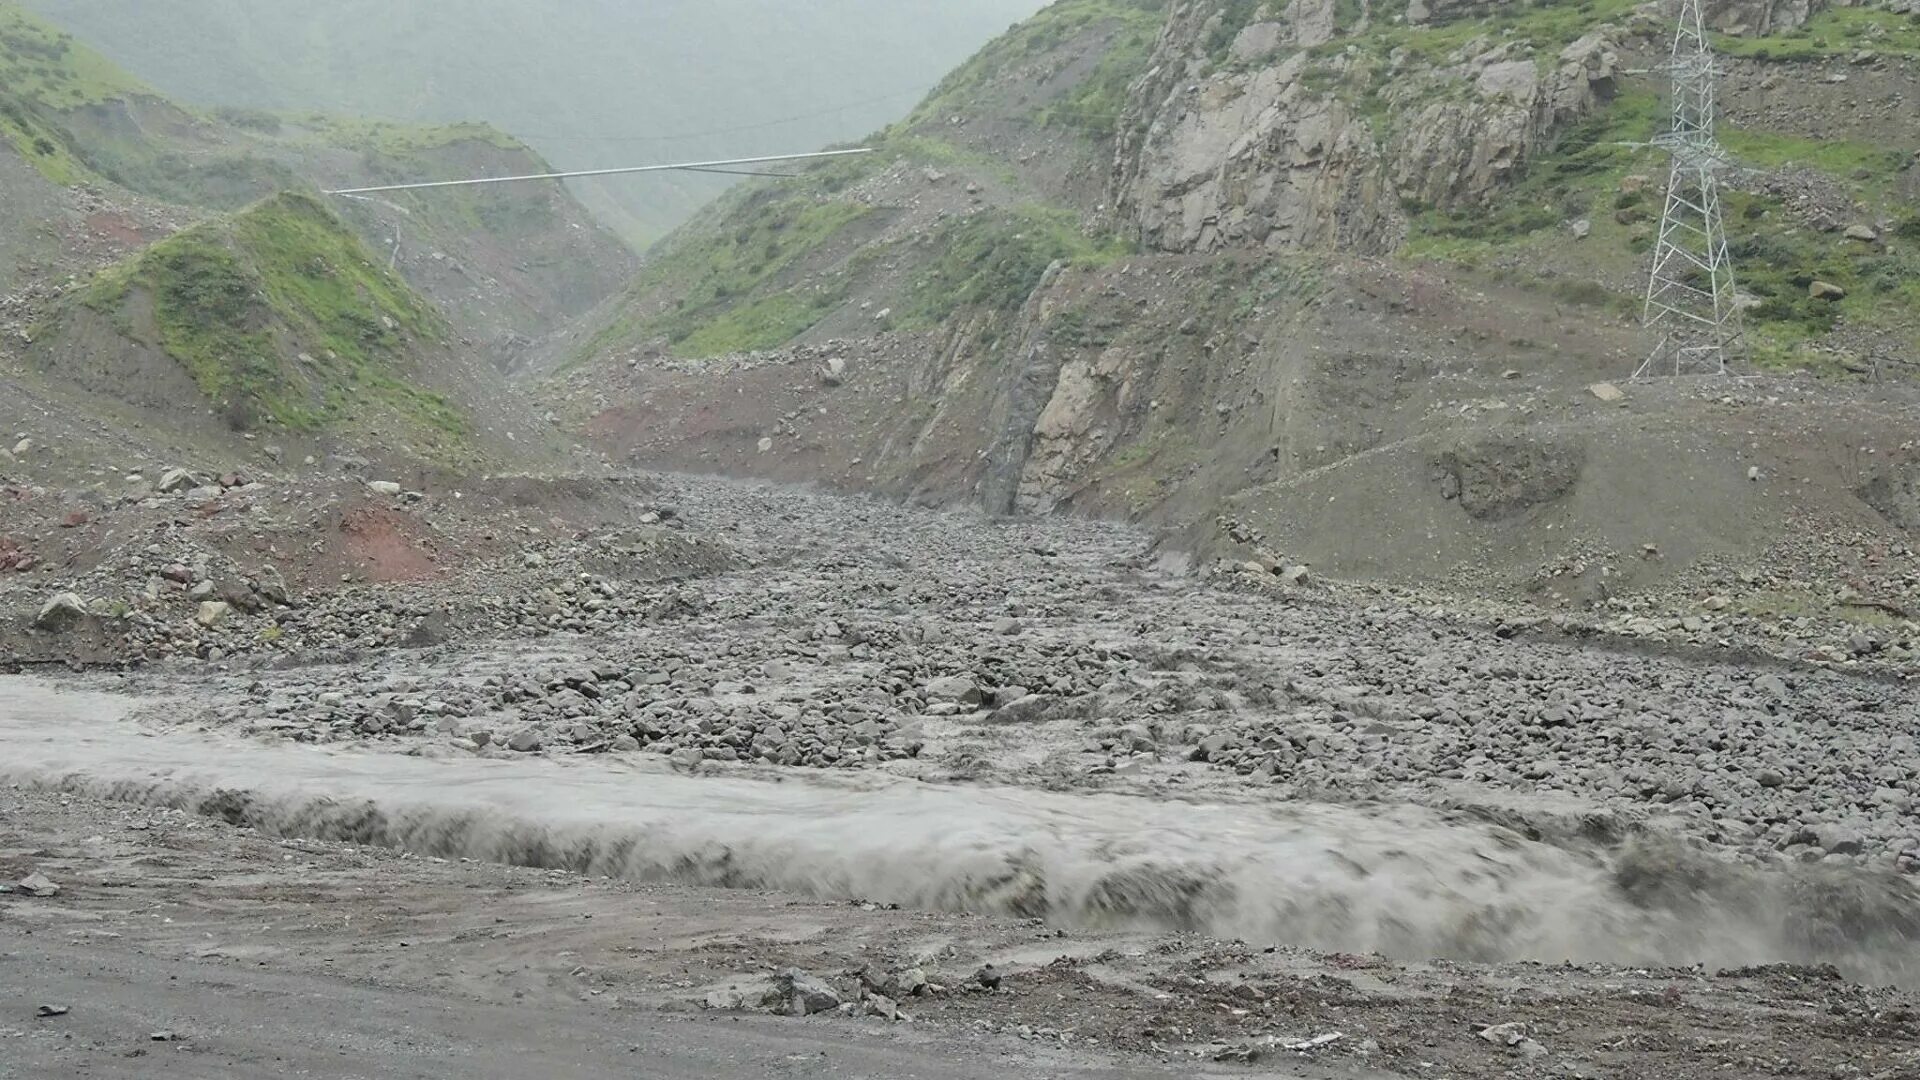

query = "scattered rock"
[[894, 967, 929, 997], [1478, 1022, 1525, 1045], [1817, 824, 1867, 856], [705, 971, 840, 1015], [772, 969, 842, 1016], [1478, 1021, 1546, 1057], [1809, 280, 1847, 301], [925, 674, 984, 708], [1588, 382, 1624, 403], [17, 871, 60, 897], [367, 481, 403, 497], [34, 593, 89, 631], [35, 1004, 69, 1018], [990, 693, 1059, 725], [1844, 224, 1878, 243], [404, 610, 453, 647], [195, 601, 232, 628]]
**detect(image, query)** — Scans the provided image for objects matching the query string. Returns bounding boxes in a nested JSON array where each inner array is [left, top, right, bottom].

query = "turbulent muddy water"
[[4, 677, 1917, 984]]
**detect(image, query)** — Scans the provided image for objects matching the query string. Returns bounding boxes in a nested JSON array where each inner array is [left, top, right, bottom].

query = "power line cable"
[[673, 166, 805, 177], [321, 148, 873, 196], [507, 85, 934, 145]]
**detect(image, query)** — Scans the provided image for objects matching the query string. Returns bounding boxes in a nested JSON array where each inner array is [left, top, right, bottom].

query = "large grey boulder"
[[989, 693, 1059, 725], [924, 674, 983, 708], [772, 969, 841, 1016], [34, 593, 88, 631]]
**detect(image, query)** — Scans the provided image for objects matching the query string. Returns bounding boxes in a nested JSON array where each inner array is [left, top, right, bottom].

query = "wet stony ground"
[[131, 474, 1919, 874], [7, 474, 1920, 1077]]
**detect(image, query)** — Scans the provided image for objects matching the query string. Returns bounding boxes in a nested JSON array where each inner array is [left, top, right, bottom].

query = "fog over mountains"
[[22, 0, 1048, 246]]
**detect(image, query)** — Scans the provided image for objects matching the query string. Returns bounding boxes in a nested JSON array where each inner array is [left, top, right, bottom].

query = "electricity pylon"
[[1635, 0, 1742, 378]]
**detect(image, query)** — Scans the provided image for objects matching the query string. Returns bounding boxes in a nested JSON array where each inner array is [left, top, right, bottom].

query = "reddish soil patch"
[[336, 505, 441, 583], [83, 210, 149, 250]]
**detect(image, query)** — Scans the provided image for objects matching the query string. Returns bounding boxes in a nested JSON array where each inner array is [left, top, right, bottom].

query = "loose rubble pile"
[[0, 533, 34, 573], [87, 474, 1914, 879], [702, 960, 1003, 1025], [200, 576, 1130, 768], [0, 186, 198, 352], [2, 466, 740, 663]]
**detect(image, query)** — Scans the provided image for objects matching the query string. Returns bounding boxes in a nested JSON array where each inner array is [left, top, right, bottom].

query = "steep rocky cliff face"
[[1113, 0, 1624, 254], [1111, 0, 1851, 255]]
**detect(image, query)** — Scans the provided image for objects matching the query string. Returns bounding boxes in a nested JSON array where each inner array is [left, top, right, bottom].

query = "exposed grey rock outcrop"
[[1113, 2, 1622, 256]]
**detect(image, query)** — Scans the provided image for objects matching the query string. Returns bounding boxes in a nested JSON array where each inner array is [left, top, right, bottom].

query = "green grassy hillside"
[[0, 1, 637, 365], [570, 0, 1155, 364], [60, 192, 469, 451], [0, 3, 142, 183]]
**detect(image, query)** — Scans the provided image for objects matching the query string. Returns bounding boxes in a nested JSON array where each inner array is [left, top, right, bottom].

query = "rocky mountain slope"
[[552, 0, 1920, 634], [0, 1, 645, 490], [19, 0, 1050, 248]]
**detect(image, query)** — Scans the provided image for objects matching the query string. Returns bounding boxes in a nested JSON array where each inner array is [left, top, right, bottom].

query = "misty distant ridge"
[[21, 0, 1050, 247]]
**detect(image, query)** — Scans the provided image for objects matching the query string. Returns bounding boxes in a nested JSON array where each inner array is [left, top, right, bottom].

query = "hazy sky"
[[24, 0, 1053, 244]]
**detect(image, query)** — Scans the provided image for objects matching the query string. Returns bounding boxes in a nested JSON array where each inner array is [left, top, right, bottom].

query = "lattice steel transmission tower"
[[1636, 0, 1742, 378]]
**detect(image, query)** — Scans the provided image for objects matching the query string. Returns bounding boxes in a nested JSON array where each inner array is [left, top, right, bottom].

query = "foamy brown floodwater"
[[4, 676, 1916, 984]]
